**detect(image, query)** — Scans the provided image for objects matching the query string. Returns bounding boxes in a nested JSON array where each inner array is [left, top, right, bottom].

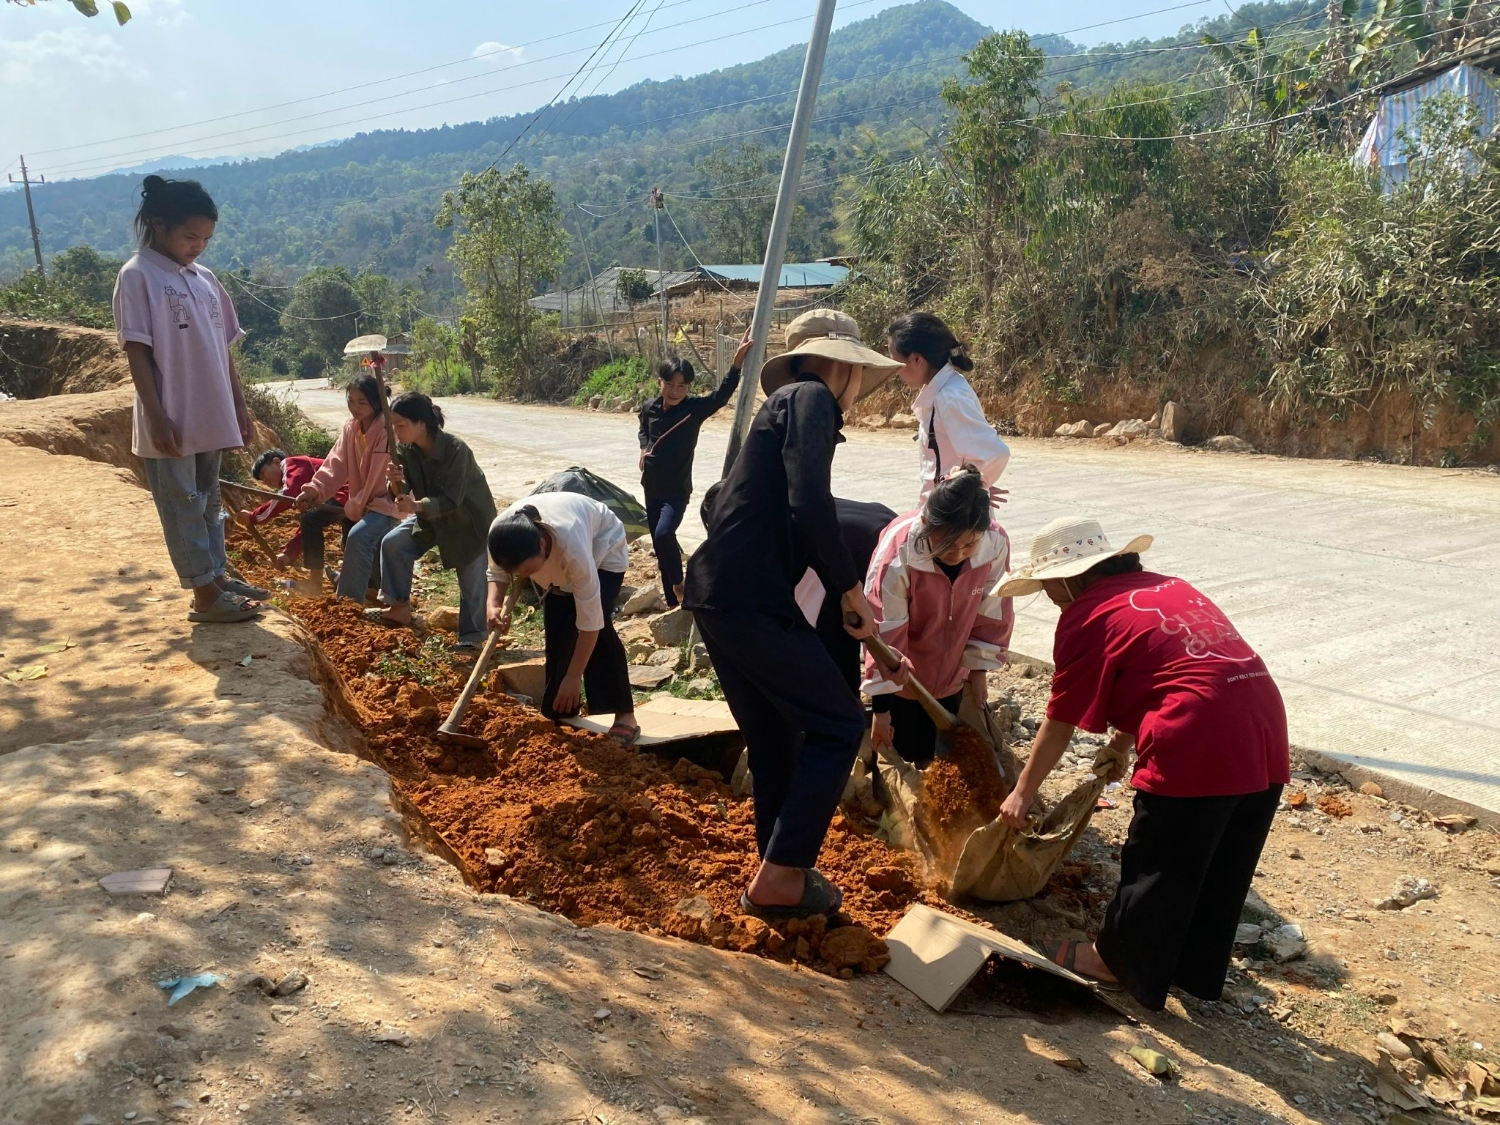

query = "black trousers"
[[298, 506, 381, 590], [1096, 784, 1282, 1011], [880, 689, 965, 768], [695, 609, 865, 869], [541, 569, 633, 720]]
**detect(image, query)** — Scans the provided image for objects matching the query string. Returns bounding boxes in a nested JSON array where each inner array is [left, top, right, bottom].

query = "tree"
[[940, 30, 1044, 317], [616, 268, 654, 357], [435, 163, 568, 386], [280, 266, 362, 365], [7, 0, 130, 23], [691, 143, 777, 263]]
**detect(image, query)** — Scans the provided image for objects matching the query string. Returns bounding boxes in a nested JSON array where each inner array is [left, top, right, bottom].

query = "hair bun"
[[520, 504, 541, 522], [141, 174, 166, 194]]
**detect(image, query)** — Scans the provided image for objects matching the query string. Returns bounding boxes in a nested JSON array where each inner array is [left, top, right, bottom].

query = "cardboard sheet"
[[883, 903, 1132, 1020], [561, 697, 738, 745]]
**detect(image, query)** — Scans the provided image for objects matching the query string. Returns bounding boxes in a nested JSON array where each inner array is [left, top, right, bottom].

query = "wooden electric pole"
[[8, 156, 45, 281]]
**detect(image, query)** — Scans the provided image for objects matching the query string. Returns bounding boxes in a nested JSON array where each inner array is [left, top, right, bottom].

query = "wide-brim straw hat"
[[759, 309, 902, 401], [993, 516, 1153, 597]]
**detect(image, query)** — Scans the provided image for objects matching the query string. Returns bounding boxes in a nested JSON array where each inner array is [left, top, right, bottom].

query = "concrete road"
[[270, 381, 1500, 816]]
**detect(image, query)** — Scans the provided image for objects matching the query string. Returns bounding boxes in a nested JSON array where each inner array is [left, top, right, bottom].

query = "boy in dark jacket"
[[684, 311, 904, 920], [637, 329, 750, 606]]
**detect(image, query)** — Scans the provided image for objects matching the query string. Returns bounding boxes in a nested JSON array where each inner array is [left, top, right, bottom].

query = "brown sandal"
[[1036, 939, 1123, 990]]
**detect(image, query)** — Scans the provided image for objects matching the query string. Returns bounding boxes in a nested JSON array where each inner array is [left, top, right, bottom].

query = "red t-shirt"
[[1046, 571, 1290, 797]]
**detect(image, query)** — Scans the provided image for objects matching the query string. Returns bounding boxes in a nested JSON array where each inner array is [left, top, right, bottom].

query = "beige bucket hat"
[[758, 308, 902, 400], [993, 516, 1153, 597]]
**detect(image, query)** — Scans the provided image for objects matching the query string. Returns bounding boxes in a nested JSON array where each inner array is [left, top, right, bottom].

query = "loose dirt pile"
[[915, 724, 1009, 876], [259, 578, 944, 978]]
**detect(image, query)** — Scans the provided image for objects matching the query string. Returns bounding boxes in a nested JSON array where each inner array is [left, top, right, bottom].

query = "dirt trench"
[[0, 319, 132, 400]]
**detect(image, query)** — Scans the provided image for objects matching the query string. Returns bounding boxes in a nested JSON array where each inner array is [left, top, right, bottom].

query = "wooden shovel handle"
[[861, 632, 956, 732], [441, 628, 503, 733]]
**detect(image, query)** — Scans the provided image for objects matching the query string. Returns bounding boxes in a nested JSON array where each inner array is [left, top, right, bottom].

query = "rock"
[[647, 648, 682, 671], [1378, 1032, 1415, 1061], [594, 1007, 612, 1021], [1484, 859, 1500, 876], [1264, 928, 1307, 963], [1092, 422, 1113, 437], [395, 682, 440, 725], [1107, 419, 1151, 439], [1375, 876, 1437, 910], [1272, 922, 1304, 942], [865, 866, 918, 897], [1360, 781, 1385, 797], [498, 656, 547, 701], [628, 665, 674, 689], [684, 677, 716, 697], [1147, 410, 1161, 428], [1204, 434, 1255, 453], [648, 607, 694, 647], [484, 847, 509, 870], [689, 642, 712, 672], [1233, 923, 1264, 946], [819, 925, 890, 974], [664, 895, 715, 940], [424, 605, 460, 631], [626, 638, 656, 663], [728, 915, 771, 952], [621, 584, 666, 616], [589, 395, 603, 411], [1054, 420, 1092, 438], [270, 969, 309, 997], [1160, 401, 1198, 444], [886, 413, 918, 431], [602, 397, 618, 412], [372, 1029, 413, 1048]]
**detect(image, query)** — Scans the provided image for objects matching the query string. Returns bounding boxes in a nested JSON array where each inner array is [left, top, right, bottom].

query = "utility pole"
[[8, 156, 45, 281], [651, 186, 668, 360], [573, 205, 613, 360], [722, 0, 837, 475]]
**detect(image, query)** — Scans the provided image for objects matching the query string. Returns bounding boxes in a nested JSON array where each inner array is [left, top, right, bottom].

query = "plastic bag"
[[528, 466, 649, 541]]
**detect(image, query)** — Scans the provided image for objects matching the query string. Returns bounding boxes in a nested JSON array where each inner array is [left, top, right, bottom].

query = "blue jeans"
[[143, 450, 226, 589], [379, 517, 488, 644], [646, 491, 688, 606], [336, 510, 399, 602]]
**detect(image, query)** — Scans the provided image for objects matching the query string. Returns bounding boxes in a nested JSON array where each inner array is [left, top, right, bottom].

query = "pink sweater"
[[863, 510, 1014, 700], [306, 414, 398, 522]]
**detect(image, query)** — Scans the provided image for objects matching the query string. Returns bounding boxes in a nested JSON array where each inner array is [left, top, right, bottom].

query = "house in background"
[[1355, 58, 1500, 190]]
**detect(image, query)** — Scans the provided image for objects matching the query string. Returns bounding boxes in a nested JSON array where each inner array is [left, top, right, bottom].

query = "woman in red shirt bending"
[[997, 516, 1290, 1012]]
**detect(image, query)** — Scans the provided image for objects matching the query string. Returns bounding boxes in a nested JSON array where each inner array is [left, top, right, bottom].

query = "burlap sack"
[[872, 691, 1125, 902]]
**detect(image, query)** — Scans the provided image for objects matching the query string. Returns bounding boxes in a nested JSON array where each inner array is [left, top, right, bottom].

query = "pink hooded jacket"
[[863, 510, 1014, 701], [305, 414, 398, 522]]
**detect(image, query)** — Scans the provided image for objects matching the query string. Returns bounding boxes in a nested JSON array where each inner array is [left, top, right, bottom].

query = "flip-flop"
[[223, 578, 270, 600], [607, 720, 641, 746], [739, 868, 843, 921], [187, 590, 263, 624], [364, 608, 411, 630], [1035, 939, 1124, 990]]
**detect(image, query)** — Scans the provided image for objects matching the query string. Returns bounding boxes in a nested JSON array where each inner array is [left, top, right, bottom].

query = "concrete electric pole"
[[652, 186, 668, 359], [8, 156, 46, 281], [721, 0, 838, 475]]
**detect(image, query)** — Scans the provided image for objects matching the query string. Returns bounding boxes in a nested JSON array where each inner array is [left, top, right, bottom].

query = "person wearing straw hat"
[[684, 309, 906, 921], [995, 516, 1289, 1011]]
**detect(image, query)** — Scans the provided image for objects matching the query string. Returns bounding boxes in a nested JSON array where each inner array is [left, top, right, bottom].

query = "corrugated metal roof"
[[700, 263, 849, 287]]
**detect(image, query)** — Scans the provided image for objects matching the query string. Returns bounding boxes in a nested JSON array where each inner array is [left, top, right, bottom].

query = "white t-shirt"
[[112, 247, 245, 459], [487, 492, 629, 632]]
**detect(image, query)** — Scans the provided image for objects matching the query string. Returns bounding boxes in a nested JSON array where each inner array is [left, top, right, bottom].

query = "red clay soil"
[[230, 519, 944, 976], [916, 724, 1009, 878]]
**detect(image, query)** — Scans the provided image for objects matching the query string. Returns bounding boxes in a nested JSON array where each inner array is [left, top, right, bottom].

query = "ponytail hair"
[[134, 175, 219, 245], [390, 391, 445, 433], [887, 311, 973, 374], [657, 357, 695, 383], [349, 373, 382, 414], [489, 505, 547, 571], [915, 464, 990, 557]]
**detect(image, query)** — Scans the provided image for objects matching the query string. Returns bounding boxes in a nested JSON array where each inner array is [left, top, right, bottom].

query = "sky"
[[1, 0, 1232, 183]]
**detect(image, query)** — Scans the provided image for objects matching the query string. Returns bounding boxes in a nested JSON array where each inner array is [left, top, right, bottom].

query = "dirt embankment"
[[0, 319, 131, 399]]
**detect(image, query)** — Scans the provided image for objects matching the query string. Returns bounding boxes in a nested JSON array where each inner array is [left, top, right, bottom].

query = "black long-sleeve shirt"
[[637, 365, 741, 500], [683, 376, 857, 621]]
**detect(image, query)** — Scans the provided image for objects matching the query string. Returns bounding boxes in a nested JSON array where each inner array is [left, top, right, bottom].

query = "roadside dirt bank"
[[0, 425, 1492, 1125]]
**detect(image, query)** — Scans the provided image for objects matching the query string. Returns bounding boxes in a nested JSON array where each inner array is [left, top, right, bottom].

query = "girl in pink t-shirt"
[[113, 175, 265, 623]]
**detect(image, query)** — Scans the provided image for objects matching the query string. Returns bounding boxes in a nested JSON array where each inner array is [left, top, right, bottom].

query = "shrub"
[[572, 356, 654, 407]]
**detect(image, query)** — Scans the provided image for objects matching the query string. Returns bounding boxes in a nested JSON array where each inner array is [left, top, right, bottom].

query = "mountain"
[[0, 0, 1323, 298]]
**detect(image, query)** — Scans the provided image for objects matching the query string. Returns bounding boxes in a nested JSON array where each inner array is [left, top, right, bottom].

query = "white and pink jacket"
[[862, 510, 1014, 701], [305, 414, 399, 523]]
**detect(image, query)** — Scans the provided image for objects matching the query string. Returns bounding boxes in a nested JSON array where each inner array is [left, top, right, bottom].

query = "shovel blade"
[[436, 727, 487, 749]]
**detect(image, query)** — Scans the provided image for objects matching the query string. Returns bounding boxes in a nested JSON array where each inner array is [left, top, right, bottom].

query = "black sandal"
[[739, 868, 843, 921]]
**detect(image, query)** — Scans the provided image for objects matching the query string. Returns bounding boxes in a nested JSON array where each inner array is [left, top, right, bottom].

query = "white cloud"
[[131, 0, 189, 27], [471, 40, 523, 67], [0, 26, 142, 86]]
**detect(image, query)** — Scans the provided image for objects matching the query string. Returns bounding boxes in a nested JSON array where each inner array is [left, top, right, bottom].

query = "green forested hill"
[[1, 0, 1323, 301]]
